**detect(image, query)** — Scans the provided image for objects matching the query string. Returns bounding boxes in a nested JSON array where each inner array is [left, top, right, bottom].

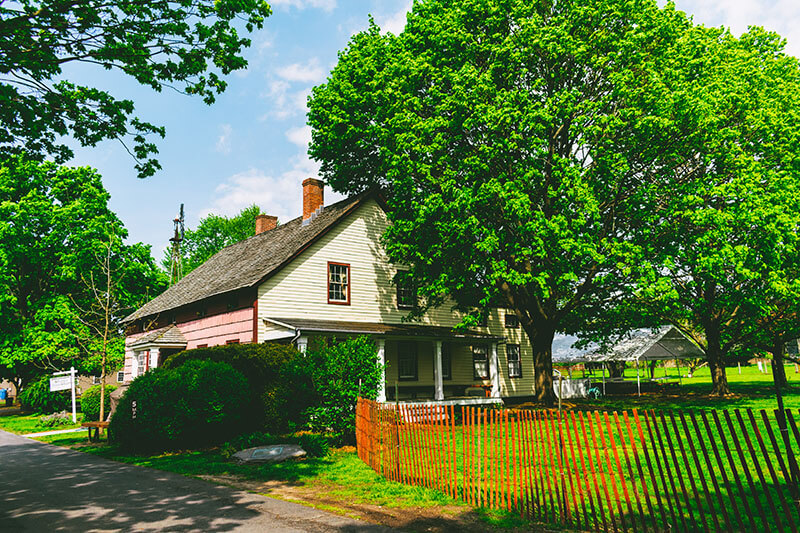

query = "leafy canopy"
[[0, 0, 271, 177], [0, 157, 166, 392], [308, 0, 698, 403]]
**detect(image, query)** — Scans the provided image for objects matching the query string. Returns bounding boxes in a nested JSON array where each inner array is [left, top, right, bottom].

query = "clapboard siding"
[[257, 199, 537, 398]]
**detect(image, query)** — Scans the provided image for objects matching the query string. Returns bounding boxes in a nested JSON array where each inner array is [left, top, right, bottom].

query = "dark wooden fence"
[[355, 398, 800, 532]]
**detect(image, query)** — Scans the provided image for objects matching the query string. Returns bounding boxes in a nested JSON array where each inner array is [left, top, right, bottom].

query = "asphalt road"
[[0, 430, 392, 532]]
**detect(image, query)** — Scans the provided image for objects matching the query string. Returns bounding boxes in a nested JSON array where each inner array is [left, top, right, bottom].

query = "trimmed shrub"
[[162, 343, 312, 432], [80, 384, 117, 422], [219, 431, 330, 458], [19, 376, 71, 414], [109, 360, 249, 452], [304, 336, 382, 443]]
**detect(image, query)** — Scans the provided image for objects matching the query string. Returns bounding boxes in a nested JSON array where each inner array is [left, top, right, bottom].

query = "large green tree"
[[0, 157, 166, 395], [162, 204, 263, 279], [0, 0, 271, 177], [633, 27, 800, 396], [308, 0, 699, 404]]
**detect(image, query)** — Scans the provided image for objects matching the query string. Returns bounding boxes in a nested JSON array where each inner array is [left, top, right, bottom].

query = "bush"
[[304, 336, 382, 443], [162, 343, 311, 432], [80, 384, 117, 422], [219, 431, 330, 458], [37, 411, 74, 427], [19, 376, 71, 414], [109, 360, 249, 452]]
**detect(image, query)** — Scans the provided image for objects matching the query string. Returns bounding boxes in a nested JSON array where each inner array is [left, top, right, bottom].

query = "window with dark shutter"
[[472, 344, 489, 379], [507, 344, 522, 378], [398, 341, 418, 381]]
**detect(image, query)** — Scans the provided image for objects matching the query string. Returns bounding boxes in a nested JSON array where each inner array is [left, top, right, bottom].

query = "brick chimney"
[[255, 214, 278, 235], [302, 178, 324, 224]]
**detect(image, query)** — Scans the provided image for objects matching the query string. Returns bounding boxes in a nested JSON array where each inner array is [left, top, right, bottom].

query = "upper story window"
[[505, 310, 519, 328], [328, 262, 350, 304], [396, 274, 416, 309]]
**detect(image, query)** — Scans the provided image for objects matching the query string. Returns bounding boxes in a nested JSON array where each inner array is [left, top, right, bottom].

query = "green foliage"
[[219, 431, 331, 458], [37, 411, 74, 428], [80, 384, 117, 422], [304, 337, 382, 442], [0, 158, 165, 394], [18, 376, 71, 414], [308, 0, 703, 404], [0, 0, 271, 177], [162, 342, 310, 432], [308, 0, 800, 402], [110, 360, 249, 452], [162, 205, 264, 277]]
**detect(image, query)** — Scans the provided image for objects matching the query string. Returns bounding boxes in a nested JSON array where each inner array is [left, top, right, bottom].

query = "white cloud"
[[275, 57, 325, 83], [670, 1, 800, 57], [270, 0, 336, 11], [261, 80, 312, 120], [376, 1, 412, 35], [202, 154, 344, 222], [285, 125, 312, 149], [215, 124, 233, 155]]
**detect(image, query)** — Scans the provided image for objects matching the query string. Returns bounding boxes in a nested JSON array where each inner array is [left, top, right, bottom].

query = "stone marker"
[[108, 384, 129, 420], [233, 444, 307, 464]]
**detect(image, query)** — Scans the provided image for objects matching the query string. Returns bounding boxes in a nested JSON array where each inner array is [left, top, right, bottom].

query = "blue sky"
[[65, 0, 799, 258]]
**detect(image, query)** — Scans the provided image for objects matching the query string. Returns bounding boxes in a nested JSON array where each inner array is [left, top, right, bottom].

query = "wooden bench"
[[81, 421, 109, 442]]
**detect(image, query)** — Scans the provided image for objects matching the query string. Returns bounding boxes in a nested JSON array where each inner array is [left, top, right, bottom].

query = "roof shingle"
[[124, 193, 369, 323]]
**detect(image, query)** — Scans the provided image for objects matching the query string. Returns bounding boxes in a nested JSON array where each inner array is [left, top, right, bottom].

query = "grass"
[[21, 365, 799, 532], [560, 363, 800, 412], [0, 412, 84, 434]]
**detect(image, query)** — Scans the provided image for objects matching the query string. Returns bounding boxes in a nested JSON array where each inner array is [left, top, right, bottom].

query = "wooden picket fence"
[[355, 398, 800, 532]]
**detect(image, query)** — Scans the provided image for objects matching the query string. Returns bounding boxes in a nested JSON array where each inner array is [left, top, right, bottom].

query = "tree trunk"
[[771, 339, 788, 391], [528, 326, 556, 407], [608, 361, 626, 378], [705, 323, 730, 396]]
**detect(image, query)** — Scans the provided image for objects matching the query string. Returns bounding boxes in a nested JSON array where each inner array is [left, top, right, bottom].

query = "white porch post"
[[490, 342, 500, 398], [150, 348, 160, 369], [434, 340, 444, 401], [636, 359, 641, 396], [377, 338, 386, 402], [297, 336, 308, 353]]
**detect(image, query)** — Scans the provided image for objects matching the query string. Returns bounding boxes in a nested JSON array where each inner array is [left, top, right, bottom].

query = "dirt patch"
[[196, 473, 564, 532]]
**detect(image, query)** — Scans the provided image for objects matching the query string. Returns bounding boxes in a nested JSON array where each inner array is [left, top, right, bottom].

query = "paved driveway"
[[0, 430, 392, 532]]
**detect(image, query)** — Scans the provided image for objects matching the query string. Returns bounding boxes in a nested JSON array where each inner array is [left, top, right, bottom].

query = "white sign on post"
[[49, 367, 77, 423], [49, 376, 71, 391]]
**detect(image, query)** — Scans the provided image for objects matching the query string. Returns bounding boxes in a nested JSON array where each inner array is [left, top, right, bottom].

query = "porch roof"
[[128, 324, 187, 349], [265, 317, 504, 341]]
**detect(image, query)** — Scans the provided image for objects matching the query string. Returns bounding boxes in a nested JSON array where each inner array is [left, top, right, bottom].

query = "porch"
[[263, 317, 506, 402]]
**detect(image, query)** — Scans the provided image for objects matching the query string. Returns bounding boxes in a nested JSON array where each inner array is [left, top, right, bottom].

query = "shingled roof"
[[123, 192, 373, 323]]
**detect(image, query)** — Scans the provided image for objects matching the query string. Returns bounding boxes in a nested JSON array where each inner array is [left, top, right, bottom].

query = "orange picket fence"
[[355, 398, 800, 532]]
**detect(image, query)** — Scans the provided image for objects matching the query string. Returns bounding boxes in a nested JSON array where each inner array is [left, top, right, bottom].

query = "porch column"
[[297, 336, 308, 353], [377, 338, 386, 402], [490, 342, 500, 398], [149, 348, 160, 370], [434, 340, 444, 401]]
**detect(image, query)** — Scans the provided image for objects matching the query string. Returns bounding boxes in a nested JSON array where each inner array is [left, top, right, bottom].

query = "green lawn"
[[561, 363, 800, 412], [0, 412, 83, 434]]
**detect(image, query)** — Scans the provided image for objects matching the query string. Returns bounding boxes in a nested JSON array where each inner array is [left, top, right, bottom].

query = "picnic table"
[[81, 421, 109, 442]]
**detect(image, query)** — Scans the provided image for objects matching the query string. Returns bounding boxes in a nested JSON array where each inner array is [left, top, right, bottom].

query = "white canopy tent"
[[551, 326, 705, 396]]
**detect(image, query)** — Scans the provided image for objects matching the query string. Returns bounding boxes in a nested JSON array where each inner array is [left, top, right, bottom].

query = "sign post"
[[50, 367, 77, 423]]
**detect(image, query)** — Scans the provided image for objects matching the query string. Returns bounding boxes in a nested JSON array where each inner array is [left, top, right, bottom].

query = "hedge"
[[109, 360, 249, 452], [162, 343, 311, 432], [80, 384, 117, 422]]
